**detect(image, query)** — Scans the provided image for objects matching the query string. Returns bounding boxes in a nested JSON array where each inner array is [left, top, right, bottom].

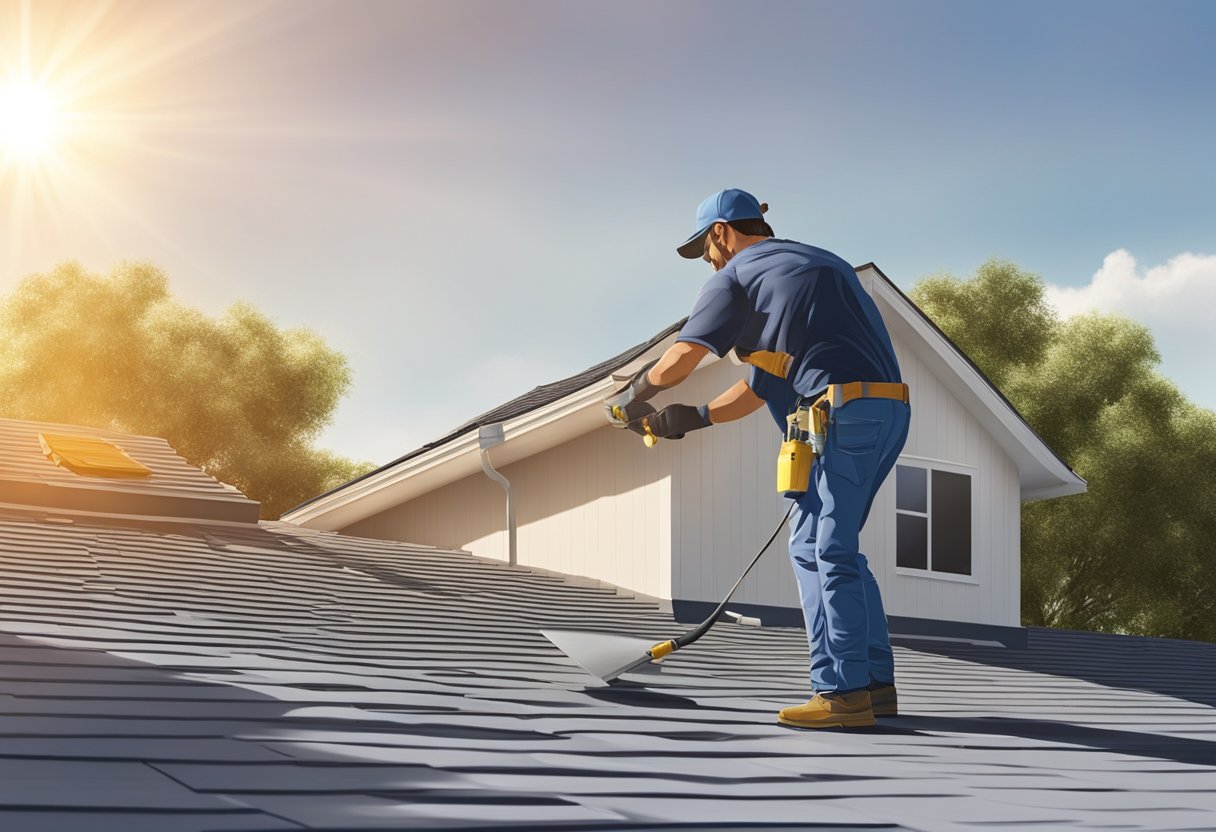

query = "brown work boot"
[[867, 681, 898, 717], [777, 690, 876, 729]]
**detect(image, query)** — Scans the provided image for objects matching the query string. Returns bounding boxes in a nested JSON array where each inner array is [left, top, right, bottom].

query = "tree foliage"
[[0, 261, 376, 519], [911, 258, 1216, 643], [910, 259, 1056, 389]]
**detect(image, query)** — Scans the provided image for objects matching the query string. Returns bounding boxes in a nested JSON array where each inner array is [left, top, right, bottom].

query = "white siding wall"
[[670, 337, 1023, 629], [667, 358, 796, 610], [340, 417, 676, 600]]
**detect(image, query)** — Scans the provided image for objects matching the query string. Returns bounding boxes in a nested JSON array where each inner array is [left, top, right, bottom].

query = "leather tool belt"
[[822, 381, 911, 408], [777, 381, 909, 497], [802, 381, 910, 455]]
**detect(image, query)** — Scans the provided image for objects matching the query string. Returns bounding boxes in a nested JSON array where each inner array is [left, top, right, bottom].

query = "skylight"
[[38, 433, 152, 478]]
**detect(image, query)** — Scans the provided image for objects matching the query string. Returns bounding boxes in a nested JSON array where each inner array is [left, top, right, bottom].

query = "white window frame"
[[893, 456, 979, 585]]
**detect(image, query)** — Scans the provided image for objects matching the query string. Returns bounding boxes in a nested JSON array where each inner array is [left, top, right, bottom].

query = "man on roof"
[[606, 189, 910, 729]]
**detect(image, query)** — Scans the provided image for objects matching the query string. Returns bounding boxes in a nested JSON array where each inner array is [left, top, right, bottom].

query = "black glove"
[[646, 404, 712, 439], [608, 398, 658, 427], [621, 402, 657, 437], [603, 360, 667, 426]]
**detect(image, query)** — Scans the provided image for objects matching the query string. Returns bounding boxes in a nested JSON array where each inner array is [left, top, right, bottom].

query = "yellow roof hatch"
[[38, 433, 153, 478]]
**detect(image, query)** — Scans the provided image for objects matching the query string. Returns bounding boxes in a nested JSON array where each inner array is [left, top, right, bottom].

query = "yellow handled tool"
[[640, 417, 659, 448], [612, 405, 660, 448], [647, 639, 676, 660]]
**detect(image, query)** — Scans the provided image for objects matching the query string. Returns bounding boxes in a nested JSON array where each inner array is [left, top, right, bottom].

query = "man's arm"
[[648, 341, 709, 388], [707, 379, 766, 423]]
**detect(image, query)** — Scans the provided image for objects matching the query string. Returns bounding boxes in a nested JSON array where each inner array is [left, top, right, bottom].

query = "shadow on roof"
[[868, 714, 1215, 768], [902, 626, 1216, 710]]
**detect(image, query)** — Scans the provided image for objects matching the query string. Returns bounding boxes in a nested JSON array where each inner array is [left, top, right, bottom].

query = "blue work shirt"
[[676, 239, 901, 412]]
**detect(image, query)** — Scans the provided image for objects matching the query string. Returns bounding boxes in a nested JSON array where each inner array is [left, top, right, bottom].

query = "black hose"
[[673, 500, 796, 649]]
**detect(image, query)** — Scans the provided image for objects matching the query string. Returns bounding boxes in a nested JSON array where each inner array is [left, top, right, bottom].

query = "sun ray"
[[35, 0, 116, 84]]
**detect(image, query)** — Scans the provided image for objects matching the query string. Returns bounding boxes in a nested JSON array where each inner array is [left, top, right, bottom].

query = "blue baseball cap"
[[677, 188, 766, 258]]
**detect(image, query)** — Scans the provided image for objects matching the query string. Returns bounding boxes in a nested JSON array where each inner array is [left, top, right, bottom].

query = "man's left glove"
[[645, 404, 712, 439], [604, 360, 668, 427]]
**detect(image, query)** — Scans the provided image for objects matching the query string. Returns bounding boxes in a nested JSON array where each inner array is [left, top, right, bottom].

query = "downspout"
[[477, 424, 516, 567]]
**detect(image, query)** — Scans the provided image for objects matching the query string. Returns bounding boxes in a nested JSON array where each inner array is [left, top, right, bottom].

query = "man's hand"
[[618, 402, 658, 437], [646, 403, 712, 439], [605, 397, 659, 429], [603, 360, 665, 427]]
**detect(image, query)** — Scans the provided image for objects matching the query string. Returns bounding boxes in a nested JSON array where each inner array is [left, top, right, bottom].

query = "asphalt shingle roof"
[[286, 319, 687, 517], [0, 505, 1212, 831]]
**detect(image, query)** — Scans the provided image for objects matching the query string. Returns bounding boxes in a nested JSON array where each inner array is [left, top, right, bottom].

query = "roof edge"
[[282, 319, 686, 521], [857, 263, 1085, 494], [282, 338, 694, 528], [0, 498, 264, 529]]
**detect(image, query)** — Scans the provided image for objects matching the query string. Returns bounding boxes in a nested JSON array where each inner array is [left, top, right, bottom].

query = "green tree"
[[911, 258, 1216, 642], [0, 261, 377, 519]]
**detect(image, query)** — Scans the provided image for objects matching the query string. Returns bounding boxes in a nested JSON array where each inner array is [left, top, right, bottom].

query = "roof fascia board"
[[286, 381, 614, 530], [1022, 482, 1088, 502]]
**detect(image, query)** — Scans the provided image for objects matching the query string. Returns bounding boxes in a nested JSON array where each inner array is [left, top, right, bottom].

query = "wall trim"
[[671, 598, 1027, 648]]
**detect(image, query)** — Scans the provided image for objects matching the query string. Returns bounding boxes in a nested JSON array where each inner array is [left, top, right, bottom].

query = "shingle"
[[151, 761, 476, 793], [0, 812, 300, 832], [219, 792, 630, 829], [0, 737, 290, 762], [568, 794, 906, 827], [0, 760, 243, 810]]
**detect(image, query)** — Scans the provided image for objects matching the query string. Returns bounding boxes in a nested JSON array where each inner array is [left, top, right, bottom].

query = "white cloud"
[[1046, 249, 1216, 324], [1045, 250, 1216, 410]]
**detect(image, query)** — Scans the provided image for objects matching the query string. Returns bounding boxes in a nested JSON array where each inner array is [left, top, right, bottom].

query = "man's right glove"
[[622, 402, 658, 439], [645, 403, 712, 439]]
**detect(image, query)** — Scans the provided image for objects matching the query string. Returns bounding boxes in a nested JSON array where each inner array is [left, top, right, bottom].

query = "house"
[[282, 263, 1086, 648], [0, 414, 1210, 830]]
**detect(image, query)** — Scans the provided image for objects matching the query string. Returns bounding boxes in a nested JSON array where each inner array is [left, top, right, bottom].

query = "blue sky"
[[2, 0, 1214, 465]]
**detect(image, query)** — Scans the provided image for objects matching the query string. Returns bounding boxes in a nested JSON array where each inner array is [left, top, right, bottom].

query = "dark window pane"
[[932, 470, 971, 575], [896, 465, 927, 513], [897, 514, 928, 569]]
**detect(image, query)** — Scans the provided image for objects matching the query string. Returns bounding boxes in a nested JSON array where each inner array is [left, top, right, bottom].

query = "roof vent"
[[39, 433, 153, 478]]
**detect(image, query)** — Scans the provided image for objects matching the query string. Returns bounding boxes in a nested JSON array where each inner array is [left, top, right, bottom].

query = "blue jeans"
[[777, 396, 910, 694]]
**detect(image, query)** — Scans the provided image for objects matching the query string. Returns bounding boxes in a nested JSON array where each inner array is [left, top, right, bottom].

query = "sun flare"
[[2, 1, 276, 277], [0, 80, 60, 159]]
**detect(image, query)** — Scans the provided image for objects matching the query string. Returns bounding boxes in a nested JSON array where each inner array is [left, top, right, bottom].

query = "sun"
[[0, 80, 60, 159]]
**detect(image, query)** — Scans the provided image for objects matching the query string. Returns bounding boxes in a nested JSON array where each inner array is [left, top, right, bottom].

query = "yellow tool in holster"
[[775, 382, 910, 496], [776, 397, 829, 497]]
